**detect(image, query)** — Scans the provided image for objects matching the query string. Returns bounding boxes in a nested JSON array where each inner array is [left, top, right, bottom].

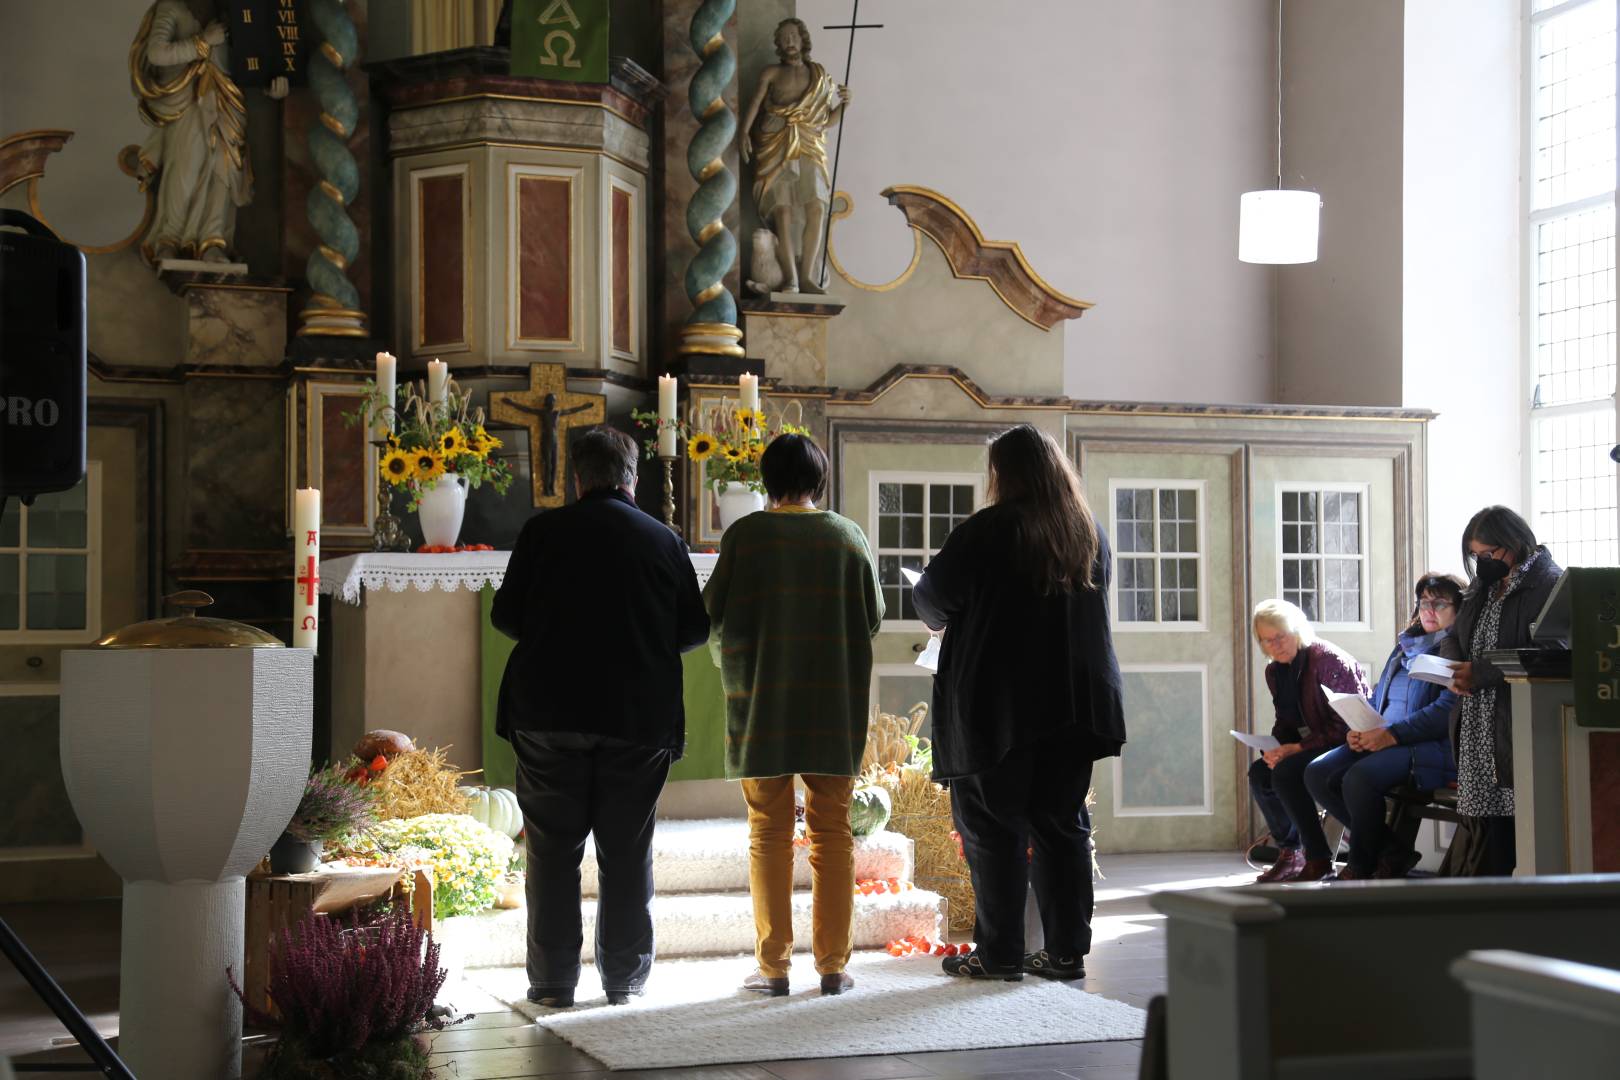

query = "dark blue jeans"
[[1248, 746, 1335, 859], [1304, 743, 1415, 875]]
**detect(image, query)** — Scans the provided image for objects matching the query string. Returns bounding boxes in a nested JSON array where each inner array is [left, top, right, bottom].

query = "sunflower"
[[412, 449, 447, 483], [748, 440, 766, 461], [476, 426, 502, 451], [722, 445, 746, 464], [735, 407, 765, 434], [438, 429, 466, 457], [462, 428, 486, 456], [688, 432, 718, 461], [379, 449, 413, 485], [385, 432, 400, 451]]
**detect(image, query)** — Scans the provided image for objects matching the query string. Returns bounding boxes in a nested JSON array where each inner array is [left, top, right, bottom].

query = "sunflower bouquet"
[[630, 400, 808, 495], [350, 377, 514, 511]]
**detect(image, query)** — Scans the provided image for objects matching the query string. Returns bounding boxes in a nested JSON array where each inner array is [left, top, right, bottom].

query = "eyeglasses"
[[1469, 545, 1505, 562], [1417, 600, 1454, 612], [1258, 632, 1292, 649]]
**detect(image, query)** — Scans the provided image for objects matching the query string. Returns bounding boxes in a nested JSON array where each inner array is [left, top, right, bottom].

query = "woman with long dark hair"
[[913, 425, 1125, 981], [1443, 506, 1561, 876]]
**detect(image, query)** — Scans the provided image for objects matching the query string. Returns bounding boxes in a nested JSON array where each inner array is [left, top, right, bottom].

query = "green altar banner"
[[479, 588, 728, 786], [510, 0, 609, 83], [1571, 567, 1620, 726]]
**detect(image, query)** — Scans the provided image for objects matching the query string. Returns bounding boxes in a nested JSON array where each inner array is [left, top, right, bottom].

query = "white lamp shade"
[[1238, 189, 1321, 264]]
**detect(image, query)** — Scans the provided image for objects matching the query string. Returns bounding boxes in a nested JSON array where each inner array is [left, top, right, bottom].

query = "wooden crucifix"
[[490, 362, 605, 509]]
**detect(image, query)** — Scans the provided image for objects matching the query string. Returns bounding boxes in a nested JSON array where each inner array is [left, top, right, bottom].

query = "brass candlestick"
[[371, 438, 411, 552], [660, 454, 679, 536]]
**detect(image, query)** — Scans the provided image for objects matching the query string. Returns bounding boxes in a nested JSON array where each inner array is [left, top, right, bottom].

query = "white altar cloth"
[[320, 550, 719, 605]]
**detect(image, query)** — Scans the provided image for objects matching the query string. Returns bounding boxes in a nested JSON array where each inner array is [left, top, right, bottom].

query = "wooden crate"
[[241, 865, 433, 1015]]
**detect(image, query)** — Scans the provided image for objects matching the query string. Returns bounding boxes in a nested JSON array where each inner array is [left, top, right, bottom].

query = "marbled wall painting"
[[418, 171, 467, 349], [516, 174, 572, 344], [1115, 666, 1208, 814]]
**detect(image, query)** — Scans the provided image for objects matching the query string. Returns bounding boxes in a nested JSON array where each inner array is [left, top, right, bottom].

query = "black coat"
[[1450, 545, 1563, 788], [490, 489, 709, 753], [913, 504, 1126, 780]]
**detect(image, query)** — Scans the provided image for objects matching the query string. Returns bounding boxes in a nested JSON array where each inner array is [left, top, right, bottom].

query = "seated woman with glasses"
[[1249, 599, 1370, 883], [1302, 573, 1465, 880]]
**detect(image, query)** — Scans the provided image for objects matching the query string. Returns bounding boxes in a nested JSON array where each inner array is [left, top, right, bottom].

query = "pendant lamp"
[[1239, 0, 1320, 264]]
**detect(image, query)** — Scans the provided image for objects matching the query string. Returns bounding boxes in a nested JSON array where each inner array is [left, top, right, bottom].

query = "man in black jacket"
[[491, 426, 709, 1008]]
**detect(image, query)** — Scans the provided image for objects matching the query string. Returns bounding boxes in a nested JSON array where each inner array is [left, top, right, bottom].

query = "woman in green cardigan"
[[703, 433, 884, 997]]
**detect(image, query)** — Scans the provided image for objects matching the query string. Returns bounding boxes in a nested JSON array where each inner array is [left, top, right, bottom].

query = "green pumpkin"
[[849, 784, 892, 837]]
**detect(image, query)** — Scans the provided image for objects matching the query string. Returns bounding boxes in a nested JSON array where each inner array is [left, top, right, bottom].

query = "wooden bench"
[[1454, 950, 1620, 1080]]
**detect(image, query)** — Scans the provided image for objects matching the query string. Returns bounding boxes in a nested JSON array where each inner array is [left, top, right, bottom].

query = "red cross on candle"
[[297, 556, 320, 605]]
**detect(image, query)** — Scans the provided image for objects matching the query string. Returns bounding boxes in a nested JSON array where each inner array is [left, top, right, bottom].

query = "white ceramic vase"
[[418, 472, 467, 548], [716, 482, 766, 534]]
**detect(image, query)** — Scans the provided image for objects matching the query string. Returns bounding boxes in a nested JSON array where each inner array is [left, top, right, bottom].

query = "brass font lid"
[[94, 590, 285, 649]]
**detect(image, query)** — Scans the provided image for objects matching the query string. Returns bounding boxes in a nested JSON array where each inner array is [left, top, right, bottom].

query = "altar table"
[[319, 552, 727, 784]]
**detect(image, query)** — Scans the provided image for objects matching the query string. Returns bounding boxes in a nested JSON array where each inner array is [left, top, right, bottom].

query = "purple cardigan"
[[1264, 639, 1369, 753]]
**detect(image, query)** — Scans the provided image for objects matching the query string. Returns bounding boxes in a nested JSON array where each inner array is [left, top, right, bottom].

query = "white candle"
[[427, 360, 448, 405], [375, 352, 396, 434], [658, 374, 678, 457], [739, 373, 759, 414], [292, 489, 321, 653]]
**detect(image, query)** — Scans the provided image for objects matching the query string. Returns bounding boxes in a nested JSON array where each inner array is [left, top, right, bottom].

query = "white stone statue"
[[741, 17, 851, 295], [129, 0, 287, 267]]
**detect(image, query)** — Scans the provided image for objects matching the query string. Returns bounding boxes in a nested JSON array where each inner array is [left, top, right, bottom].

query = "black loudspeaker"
[[0, 209, 86, 502]]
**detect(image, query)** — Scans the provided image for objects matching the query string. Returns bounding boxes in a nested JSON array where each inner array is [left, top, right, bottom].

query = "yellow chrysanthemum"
[[438, 429, 466, 457], [379, 449, 413, 485], [688, 433, 718, 461], [735, 407, 765, 433], [413, 449, 447, 482]]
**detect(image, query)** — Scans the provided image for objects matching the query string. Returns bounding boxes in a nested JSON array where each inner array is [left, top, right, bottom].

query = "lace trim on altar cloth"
[[319, 554, 511, 605]]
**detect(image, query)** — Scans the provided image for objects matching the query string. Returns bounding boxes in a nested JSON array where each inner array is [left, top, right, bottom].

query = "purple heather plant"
[[231, 909, 460, 1074], [286, 762, 377, 844]]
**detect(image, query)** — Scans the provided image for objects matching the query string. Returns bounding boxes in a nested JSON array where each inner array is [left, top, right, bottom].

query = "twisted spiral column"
[[297, 0, 366, 338], [678, 0, 743, 357]]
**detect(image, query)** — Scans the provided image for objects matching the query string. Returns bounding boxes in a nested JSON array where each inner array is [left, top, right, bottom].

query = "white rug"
[[437, 889, 945, 969], [462, 951, 1146, 1070], [580, 819, 915, 896]]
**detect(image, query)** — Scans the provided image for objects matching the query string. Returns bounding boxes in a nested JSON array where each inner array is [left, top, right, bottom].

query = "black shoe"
[[942, 952, 1023, 980], [605, 989, 638, 1006], [1023, 950, 1085, 980], [819, 971, 854, 995], [526, 987, 574, 1008]]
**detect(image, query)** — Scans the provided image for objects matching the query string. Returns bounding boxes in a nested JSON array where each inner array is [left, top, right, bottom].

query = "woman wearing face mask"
[[1302, 573, 1465, 880], [1248, 599, 1370, 883], [1442, 507, 1562, 877]]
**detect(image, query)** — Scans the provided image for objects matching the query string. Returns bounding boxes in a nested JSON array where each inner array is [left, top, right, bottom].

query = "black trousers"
[[950, 729, 1096, 968], [1250, 746, 1335, 860], [511, 730, 672, 993]]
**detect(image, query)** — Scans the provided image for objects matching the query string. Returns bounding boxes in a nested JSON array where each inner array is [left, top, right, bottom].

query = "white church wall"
[[798, 0, 1278, 405], [1275, 0, 1406, 408], [1403, 0, 1522, 576]]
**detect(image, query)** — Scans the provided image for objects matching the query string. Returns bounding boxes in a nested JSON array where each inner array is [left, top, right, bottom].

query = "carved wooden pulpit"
[[490, 362, 606, 508]]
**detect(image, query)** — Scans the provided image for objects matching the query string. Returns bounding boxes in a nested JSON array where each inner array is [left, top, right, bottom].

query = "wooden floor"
[[1, 852, 1255, 1078]]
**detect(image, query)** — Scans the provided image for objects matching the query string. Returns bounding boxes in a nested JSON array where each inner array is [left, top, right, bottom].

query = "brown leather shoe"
[[1255, 848, 1303, 883], [1284, 858, 1335, 883], [820, 971, 854, 995], [742, 970, 790, 996]]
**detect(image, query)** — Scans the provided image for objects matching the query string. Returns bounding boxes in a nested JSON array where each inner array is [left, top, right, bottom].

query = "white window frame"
[[0, 682, 94, 860], [1111, 663, 1212, 818], [0, 463, 102, 644], [1522, 0, 1620, 557], [870, 662, 934, 716], [1274, 482, 1371, 633], [867, 471, 984, 631], [1106, 478, 1208, 634]]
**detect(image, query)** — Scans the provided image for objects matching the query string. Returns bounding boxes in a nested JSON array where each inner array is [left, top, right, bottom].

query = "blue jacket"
[[1370, 627, 1462, 790]]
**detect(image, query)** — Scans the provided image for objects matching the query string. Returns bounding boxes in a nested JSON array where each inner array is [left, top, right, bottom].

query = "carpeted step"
[[579, 819, 914, 896], [437, 888, 946, 970]]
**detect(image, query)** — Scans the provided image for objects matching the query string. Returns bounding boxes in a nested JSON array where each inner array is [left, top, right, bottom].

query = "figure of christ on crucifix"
[[741, 18, 852, 295], [490, 363, 605, 509]]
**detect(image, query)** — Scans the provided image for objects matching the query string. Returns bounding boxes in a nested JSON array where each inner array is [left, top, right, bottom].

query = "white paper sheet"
[[1229, 729, 1281, 752], [1409, 653, 1458, 687], [1326, 689, 1387, 732], [915, 634, 941, 672], [900, 566, 922, 586]]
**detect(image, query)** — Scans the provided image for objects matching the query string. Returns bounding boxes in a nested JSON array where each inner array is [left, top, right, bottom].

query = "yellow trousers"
[[740, 774, 855, 977]]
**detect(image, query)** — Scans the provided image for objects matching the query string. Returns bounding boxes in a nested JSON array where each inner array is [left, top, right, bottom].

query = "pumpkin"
[[354, 729, 415, 762], [849, 784, 892, 837], [459, 785, 522, 838]]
